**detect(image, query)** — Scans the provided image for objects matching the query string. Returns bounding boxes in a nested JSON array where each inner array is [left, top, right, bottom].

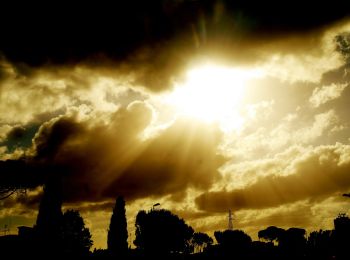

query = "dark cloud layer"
[[1, 1, 349, 89], [102, 118, 224, 200], [0, 160, 45, 195], [195, 144, 350, 212]]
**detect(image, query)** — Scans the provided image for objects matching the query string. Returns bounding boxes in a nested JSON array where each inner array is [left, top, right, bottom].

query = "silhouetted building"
[[17, 226, 34, 238], [0, 226, 36, 257]]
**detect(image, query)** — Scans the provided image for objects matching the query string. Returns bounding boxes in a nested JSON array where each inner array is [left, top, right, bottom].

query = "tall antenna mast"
[[228, 209, 233, 230], [1, 217, 10, 236], [2, 224, 9, 236]]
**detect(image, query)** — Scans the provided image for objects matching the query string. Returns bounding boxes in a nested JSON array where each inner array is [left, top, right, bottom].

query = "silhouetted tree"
[[0, 186, 25, 200], [189, 232, 213, 253], [214, 230, 252, 256], [108, 196, 128, 256], [334, 213, 350, 260], [34, 176, 63, 254], [250, 241, 275, 259], [258, 226, 285, 243], [307, 229, 334, 259], [62, 210, 93, 256], [134, 209, 194, 255], [279, 228, 306, 258]]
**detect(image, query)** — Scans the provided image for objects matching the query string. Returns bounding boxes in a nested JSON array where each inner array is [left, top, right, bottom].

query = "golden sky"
[[1, 1, 350, 249]]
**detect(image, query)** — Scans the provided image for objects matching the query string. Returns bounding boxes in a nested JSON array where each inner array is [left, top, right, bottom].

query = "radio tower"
[[2, 224, 10, 236], [228, 210, 233, 230]]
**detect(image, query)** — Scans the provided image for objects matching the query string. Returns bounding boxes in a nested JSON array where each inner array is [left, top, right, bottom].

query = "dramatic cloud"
[[0, 59, 147, 124], [1, 1, 350, 249], [309, 83, 348, 107], [10, 104, 224, 203], [196, 143, 350, 212]]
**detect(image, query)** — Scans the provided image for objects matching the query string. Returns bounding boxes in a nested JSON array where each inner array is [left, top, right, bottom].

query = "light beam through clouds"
[[1, 2, 350, 249]]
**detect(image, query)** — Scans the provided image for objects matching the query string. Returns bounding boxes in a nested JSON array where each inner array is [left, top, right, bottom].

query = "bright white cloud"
[[260, 20, 350, 83], [309, 83, 348, 107]]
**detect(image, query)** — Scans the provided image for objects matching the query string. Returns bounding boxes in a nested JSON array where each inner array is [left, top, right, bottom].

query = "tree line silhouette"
[[0, 177, 350, 259]]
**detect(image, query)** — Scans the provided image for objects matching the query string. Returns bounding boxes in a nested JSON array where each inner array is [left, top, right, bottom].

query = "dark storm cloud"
[[63, 116, 223, 202], [65, 201, 116, 213], [33, 117, 83, 161], [195, 143, 350, 212], [101, 118, 224, 200], [0, 1, 349, 89], [0, 102, 225, 203], [0, 160, 45, 195], [51, 111, 223, 202]]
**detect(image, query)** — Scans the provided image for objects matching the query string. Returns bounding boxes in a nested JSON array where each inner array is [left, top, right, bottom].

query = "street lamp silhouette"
[[152, 203, 160, 210]]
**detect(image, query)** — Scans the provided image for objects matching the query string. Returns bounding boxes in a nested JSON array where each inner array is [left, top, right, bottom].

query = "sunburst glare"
[[166, 64, 263, 132]]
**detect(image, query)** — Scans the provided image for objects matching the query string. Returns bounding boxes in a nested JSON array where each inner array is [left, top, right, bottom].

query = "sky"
[[1, 0, 350, 249]]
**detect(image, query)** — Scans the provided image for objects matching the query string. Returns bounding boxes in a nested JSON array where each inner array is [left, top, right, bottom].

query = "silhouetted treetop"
[[307, 229, 334, 258], [108, 196, 128, 256], [334, 213, 350, 260], [35, 176, 63, 238], [214, 229, 252, 255], [134, 209, 194, 255], [62, 210, 93, 256], [258, 226, 285, 243], [189, 232, 213, 253], [279, 228, 306, 257]]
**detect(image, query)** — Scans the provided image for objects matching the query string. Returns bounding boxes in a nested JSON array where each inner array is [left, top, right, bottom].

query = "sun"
[[166, 64, 261, 132]]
